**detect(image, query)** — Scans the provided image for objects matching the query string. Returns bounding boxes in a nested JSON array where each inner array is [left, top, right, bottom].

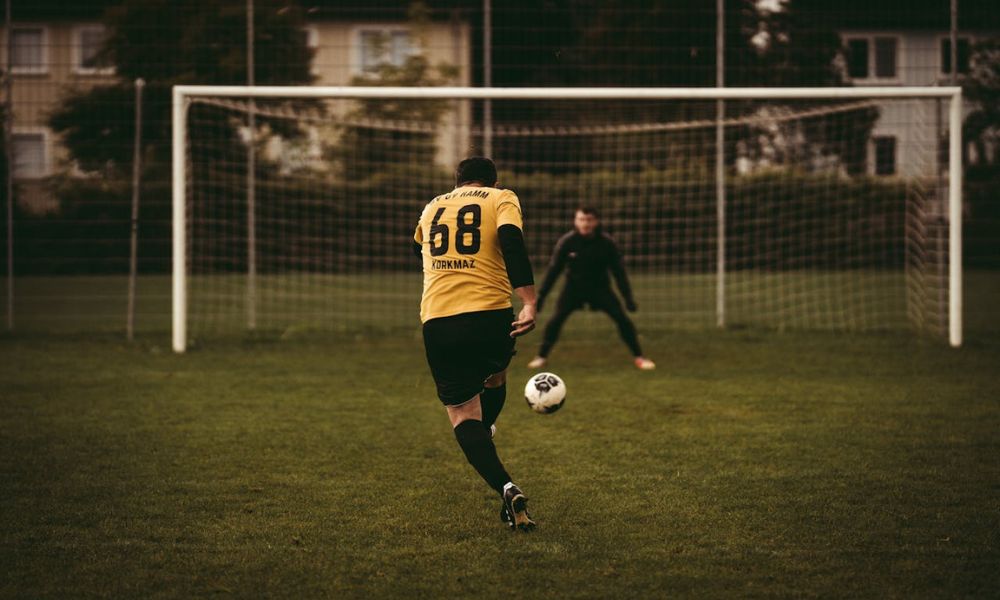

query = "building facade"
[[1, 12, 471, 213], [839, 28, 990, 178]]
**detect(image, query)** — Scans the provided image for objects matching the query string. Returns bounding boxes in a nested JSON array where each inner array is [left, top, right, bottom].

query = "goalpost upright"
[[947, 91, 963, 348], [172, 86, 188, 354], [171, 85, 963, 353]]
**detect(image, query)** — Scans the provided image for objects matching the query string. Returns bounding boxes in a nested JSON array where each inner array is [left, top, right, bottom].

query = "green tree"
[[962, 38, 1000, 268], [41, 0, 316, 275], [487, 0, 873, 174], [964, 38, 1000, 166], [49, 0, 315, 178]]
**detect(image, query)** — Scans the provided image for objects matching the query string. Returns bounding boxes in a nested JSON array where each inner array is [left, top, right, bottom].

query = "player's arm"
[[609, 239, 637, 311], [510, 282, 537, 338], [535, 235, 570, 312], [496, 191, 536, 337], [498, 225, 536, 337], [412, 220, 424, 261]]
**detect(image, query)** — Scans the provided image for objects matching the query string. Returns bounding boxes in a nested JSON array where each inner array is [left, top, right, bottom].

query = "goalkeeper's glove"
[[625, 298, 638, 312]]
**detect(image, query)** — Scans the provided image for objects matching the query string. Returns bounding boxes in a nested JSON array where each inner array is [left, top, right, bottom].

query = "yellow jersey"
[[414, 186, 524, 323]]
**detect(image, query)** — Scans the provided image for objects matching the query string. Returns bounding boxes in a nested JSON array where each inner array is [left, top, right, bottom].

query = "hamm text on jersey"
[[435, 189, 491, 202]]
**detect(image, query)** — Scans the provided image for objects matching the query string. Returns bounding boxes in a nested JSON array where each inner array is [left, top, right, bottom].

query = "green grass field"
[[2, 274, 999, 598], [6, 270, 1000, 338]]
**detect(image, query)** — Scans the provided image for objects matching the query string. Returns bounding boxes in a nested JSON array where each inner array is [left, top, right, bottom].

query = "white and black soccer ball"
[[524, 372, 566, 414]]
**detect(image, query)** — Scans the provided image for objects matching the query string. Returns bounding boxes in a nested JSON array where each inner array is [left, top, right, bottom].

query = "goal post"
[[947, 92, 963, 349], [171, 85, 963, 353]]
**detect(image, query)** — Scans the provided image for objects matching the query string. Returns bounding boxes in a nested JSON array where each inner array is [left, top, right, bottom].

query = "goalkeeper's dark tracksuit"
[[535, 228, 642, 358]]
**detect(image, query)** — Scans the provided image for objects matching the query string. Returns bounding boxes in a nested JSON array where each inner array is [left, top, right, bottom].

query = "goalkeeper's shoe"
[[634, 357, 656, 370], [502, 484, 535, 532], [527, 356, 547, 369]]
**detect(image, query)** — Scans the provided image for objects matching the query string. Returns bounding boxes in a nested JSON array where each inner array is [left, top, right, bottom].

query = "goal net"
[[172, 86, 963, 351]]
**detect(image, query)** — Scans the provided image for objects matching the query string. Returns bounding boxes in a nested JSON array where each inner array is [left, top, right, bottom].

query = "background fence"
[[0, 0, 997, 340]]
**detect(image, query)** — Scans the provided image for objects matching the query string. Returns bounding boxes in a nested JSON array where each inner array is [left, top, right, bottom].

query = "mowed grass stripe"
[[4, 270, 998, 342]]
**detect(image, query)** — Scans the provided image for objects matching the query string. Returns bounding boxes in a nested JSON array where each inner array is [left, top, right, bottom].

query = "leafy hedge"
[[508, 169, 919, 271], [9, 167, 968, 275], [965, 165, 1000, 268], [12, 177, 171, 276]]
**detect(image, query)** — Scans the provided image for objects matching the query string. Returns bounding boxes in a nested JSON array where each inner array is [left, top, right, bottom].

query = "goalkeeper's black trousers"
[[538, 288, 642, 358]]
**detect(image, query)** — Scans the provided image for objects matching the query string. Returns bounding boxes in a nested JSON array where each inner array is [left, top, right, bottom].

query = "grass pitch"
[[9, 270, 1000, 338], [2, 324, 998, 598]]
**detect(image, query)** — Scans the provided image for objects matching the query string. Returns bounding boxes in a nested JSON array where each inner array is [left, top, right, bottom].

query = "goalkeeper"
[[527, 207, 655, 370]]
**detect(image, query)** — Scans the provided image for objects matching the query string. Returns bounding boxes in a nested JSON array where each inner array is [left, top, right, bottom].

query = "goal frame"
[[171, 85, 964, 352]]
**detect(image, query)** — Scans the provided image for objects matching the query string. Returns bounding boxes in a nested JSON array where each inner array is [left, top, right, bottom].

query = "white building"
[[839, 28, 990, 178]]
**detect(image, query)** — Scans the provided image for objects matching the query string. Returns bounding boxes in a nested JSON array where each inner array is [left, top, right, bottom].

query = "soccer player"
[[413, 157, 538, 532], [527, 207, 656, 370]]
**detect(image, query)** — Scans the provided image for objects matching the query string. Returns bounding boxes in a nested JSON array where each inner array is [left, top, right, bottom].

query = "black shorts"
[[558, 286, 619, 312], [422, 308, 517, 406]]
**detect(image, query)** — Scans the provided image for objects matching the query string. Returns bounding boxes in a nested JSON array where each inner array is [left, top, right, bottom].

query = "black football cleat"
[[500, 503, 515, 530], [502, 484, 536, 532]]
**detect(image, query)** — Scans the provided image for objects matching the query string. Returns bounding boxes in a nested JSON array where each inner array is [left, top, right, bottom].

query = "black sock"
[[481, 384, 506, 429], [453, 419, 511, 495]]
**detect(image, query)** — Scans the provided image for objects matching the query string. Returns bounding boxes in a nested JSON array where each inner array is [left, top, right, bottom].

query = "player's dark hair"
[[576, 206, 600, 219], [456, 157, 498, 186]]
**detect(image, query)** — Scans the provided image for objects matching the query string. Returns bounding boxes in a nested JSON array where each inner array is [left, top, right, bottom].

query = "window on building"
[[299, 26, 320, 75], [75, 26, 112, 72], [358, 29, 414, 73], [941, 38, 971, 75], [847, 38, 869, 79], [388, 31, 413, 66], [874, 136, 896, 176], [300, 26, 319, 50], [873, 37, 897, 78], [10, 26, 46, 73], [12, 132, 47, 178]]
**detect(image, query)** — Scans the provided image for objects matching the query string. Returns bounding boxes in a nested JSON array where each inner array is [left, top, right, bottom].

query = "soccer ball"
[[524, 372, 567, 414]]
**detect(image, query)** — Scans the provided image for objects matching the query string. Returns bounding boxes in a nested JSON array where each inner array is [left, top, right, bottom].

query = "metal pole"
[[246, 0, 257, 329], [950, 0, 958, 86], [933, 0, 958, 337], [4, 0, 13, 330], [947, 0, 961, 346], [172, 88, 188, 353], [450, 9, 463, 166], [482, 0, 492, 157], [127, 78, 144, 342], [715, 0, 726, 328]]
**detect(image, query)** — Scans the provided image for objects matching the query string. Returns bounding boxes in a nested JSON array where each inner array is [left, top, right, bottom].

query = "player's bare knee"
[[446, 395, 483, 428], [484, 370, 507, 388]]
